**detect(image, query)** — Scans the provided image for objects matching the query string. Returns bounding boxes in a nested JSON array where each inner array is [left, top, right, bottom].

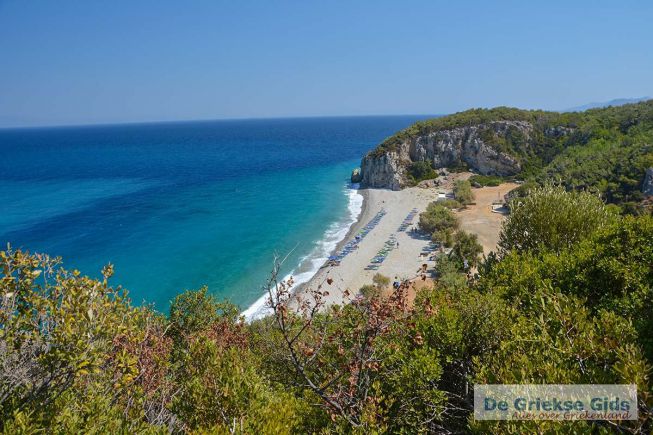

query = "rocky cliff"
[[359, 102, 653, 205], [360, 121, 534, 189]]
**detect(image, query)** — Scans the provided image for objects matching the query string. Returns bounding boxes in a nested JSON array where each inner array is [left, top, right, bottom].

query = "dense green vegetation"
[[418, 202, 459, 235], [371, 106, 552, 156], [449, 230, 483, 270], [468, 174, 504, 186], [500, 184, 615, 254], [370, 100, 653, 212], [406, 160, 438, 184], [538, 139, 653, 209], [1, 184, 652, 433], [418, 198, 483, 263]]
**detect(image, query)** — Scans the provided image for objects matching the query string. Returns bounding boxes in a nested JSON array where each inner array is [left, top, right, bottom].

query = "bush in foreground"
[[498, 184, 614, 255]]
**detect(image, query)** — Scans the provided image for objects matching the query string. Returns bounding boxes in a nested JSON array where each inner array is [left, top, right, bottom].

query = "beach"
[[300, 186, 439, 306], [295, 176, 519, 307], [242, 174, 519, 319]]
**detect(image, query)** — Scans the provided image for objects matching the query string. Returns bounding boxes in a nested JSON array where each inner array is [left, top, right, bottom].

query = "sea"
[[0, 116, 428, 316]]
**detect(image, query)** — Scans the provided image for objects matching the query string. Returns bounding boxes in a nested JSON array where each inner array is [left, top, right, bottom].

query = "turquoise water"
[[0, 116, 427, 312]]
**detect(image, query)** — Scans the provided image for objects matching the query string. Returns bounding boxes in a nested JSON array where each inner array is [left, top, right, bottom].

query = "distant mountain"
[[564, 97, 650, 112]]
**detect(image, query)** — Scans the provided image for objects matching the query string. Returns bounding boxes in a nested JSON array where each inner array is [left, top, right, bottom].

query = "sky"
[[0, 0, 652, 128]]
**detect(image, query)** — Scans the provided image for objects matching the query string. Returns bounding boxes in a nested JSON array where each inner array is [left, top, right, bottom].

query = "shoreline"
[[295, 185, 442, 307], [242, 184, 368, 321], [244, 175, 518, 320], [331, 188, 370, 263], [292, 175, 517, 309], [286, 188, 372, 295]]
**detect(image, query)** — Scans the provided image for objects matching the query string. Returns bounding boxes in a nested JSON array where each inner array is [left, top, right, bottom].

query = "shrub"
[[473, 290, 649, 434], [469, 174, 504, 187], [453, 180, 474, 205], [498, 184, 613, 255], [408, 161, 437, 182], [169, 286, 240, 340], [437, 199, 462, 209], [372, 273, 390, 289], [446, 161, 470, 173], [0, 248, 174, 431], [359, 284, 380, 300]]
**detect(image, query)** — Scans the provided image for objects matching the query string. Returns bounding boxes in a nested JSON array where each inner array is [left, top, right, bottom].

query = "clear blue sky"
[[1, 0, 651, 127]]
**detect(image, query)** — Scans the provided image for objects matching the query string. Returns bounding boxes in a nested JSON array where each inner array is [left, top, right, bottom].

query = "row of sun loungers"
[[327, 209, 387, 266], [397, 208, 418, 232], [364, 234, 397, 270]]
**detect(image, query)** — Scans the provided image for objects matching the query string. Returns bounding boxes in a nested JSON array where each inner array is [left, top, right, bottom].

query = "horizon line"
[[4, 95, 650, 131], [0, 112, 445, 132]]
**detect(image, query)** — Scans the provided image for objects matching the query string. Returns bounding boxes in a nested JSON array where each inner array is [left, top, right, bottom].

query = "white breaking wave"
[[242, 183, 363, 321]]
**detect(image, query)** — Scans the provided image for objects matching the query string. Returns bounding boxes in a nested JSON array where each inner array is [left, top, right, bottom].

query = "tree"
[[434, 256, 467, 289], [498, 184, 613, 255], [359, 273, 390, 300], [453, 180, 474, 205], [419, 203, 459, 235], [408, 161, 437, 182], [432, 227, 454, 248], [449, 230, 483, 270]]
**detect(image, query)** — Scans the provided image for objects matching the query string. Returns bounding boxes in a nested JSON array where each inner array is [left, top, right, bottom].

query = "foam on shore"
[[242, 183, 363, 321]]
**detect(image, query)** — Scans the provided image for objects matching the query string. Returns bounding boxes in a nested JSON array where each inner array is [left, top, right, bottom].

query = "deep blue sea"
[[0, 116, 427, 313]]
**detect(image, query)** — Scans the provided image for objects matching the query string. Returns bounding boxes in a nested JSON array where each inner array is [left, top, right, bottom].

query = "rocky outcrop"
[[417, 178, 441, 188], [361, 121, 533, 189], [360, 152, 406, 190], [643, 168, 653, 197], [350, 167, 362, 183]]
